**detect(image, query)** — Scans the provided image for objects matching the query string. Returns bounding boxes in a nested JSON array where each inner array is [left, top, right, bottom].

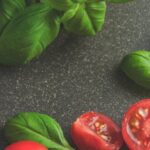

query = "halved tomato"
[[71, 112, 123, 150], [122, 99, 150, 150]]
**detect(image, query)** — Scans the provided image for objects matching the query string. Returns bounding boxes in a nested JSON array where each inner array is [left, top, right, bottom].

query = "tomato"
[[122, 99, 150, 150], [71, 112, 123, 150], [4, 141, 48, 150]]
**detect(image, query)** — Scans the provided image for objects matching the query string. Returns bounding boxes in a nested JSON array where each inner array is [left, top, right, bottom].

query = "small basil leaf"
[[106, 0, 133, 3], [0, 4, 60, 65], [62, 1, 106, 36], [0, 0, 26, 33], [121, 50, 150, 89], [4, 112, 74, 150], [41, 0, 74, 11]]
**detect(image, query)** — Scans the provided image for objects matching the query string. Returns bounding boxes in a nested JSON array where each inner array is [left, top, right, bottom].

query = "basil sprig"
[[4, 112, 74, 150], [0, 0, 134, 65]]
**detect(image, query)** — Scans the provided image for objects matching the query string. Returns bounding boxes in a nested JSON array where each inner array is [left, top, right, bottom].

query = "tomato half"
[[71, 112, 123, 150], [122, 99, 150, 150], [5, 141, 48, 150]]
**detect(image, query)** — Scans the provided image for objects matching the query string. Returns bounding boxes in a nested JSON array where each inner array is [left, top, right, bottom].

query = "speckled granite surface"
[[0, 0, 150, 149]]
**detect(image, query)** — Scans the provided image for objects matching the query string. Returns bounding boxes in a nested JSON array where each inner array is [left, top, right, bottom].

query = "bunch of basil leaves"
[[0, 0, 133, 65]]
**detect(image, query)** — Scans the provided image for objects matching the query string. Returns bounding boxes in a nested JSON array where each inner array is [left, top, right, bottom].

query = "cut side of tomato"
[[71, 112, 123, 150], [122, 99, 150, 150]]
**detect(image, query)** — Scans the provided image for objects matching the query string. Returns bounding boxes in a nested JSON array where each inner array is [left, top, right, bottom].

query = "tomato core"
[[88, 119, 112, 143]]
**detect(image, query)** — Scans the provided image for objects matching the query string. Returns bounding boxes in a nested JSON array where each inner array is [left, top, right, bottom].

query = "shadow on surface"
[[0, 127, 7, 149], [114, 64, 150, 98], [38, 31, 85, 66]]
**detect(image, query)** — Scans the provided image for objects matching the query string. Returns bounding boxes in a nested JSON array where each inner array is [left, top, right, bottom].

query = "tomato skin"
[[122, 99, 150, 150], [4, 141, 48, 150], [71, 112, 123, 150]]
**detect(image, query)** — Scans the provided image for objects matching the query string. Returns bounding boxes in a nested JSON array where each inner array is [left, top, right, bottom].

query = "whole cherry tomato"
[[71, 112, 123, 150], [5, 141, 48, 150], [122, 99, 150, 150]]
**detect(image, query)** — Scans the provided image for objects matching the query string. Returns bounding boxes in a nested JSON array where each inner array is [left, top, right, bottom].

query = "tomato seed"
[[100, 124, 107, 132], [138, 108, 149, 118], [95, 122, 100, 128], [130, 119, 140, 129]]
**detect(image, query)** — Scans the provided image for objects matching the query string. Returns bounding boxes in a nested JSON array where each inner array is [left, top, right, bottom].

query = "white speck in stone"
[[89, 80, 93, 83], [53, 93, 57, 98]]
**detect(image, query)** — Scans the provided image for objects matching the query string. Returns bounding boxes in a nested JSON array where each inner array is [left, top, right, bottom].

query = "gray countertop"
[[0, 0, 150, 149]]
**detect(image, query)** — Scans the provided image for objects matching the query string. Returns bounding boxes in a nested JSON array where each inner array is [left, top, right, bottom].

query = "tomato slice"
[[122, 99, 150, 150], [71, 112, 123, 150], [5, 141, 48, 150]]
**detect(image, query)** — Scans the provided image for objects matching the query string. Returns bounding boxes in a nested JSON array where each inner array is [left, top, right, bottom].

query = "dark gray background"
[[0, 0, 150, 149]]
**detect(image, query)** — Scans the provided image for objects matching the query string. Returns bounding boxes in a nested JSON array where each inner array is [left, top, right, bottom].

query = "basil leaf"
[[41, 0, 74, 11], [39, 0, 52, 6], [26, 0, 38, 5], [62, 1, 106, 36], [4, 112, 74, 150], [106, 0, 133, 3], [0, 0, 26, 33], [0, 4, 60, 65], [121, 50, 150, 89]]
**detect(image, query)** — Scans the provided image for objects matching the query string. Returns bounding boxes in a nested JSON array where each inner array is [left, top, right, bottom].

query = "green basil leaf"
[[41, 0, 74, 11], [0, 4, 60, 65], [106, 0, 133, 3], [39, 0, 52, 6], [0, 0, 26, 33], [62, 1, 106, 36], [121, 50, 150, 89], [4, 112, 74, 150], [26, 0, 38, 5]]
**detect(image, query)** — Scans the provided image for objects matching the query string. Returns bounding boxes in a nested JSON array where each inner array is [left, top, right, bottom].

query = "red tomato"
[[122, 99, 150, 150], [71, 112, 123, 150], [5, 141, 48, 150]]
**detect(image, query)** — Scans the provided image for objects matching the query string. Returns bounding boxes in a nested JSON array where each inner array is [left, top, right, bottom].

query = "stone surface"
[[0, 0, 150, 149]]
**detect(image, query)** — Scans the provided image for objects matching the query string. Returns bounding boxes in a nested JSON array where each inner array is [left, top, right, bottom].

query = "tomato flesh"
[[71, 112, 123, 150], [4, 141, 48, 150], [122, 99, 150, 150]]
